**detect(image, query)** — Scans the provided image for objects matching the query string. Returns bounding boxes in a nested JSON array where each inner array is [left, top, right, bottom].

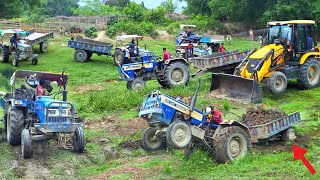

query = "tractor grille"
[[47, 117, 69, 123], [247, 60, 262, 73]]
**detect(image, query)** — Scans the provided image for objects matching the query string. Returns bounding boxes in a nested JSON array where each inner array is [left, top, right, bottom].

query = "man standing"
[[163, 48, 171, 61], [187, 42, 194, 57], [186, 26, 192, 37], [218, 43, 226, 52], [10, 33, 18, 50], [207, 45, 212, 55], [249, 29, 254, 41]]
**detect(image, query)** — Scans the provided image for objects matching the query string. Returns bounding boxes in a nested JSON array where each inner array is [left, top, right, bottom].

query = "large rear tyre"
[[7, 107, 25, 145], [156, 78, 167, 88], [0, 46, 9, 63], [267, 71, 287, 94], [74, 50, 88, 62], [21, 129, 32, 158], [166, 121, 192, 149], [297, 58, 320, 89], [114, 49, 125, 65], [128, 78, 146, 90], [40, 41, 48, 53], [73, 127, 85, 153], [3, 114, 7, 132], [164, 62, 190, 88], [141, 127, 165, 151], [213, 126, 250, 163]]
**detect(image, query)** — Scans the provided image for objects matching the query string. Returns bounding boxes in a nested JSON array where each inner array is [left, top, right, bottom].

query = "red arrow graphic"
[[292, 144, 316, 174]]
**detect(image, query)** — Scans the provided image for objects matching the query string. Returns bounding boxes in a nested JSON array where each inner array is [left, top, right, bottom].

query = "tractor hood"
[[36, 96, 68, 108], [249, 44, 284, 60]]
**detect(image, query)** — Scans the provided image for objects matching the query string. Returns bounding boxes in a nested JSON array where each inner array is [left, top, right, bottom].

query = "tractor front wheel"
[[7, 107, 25, 145], [128, 78, 146, 90], [40, 41, 48, 53], [212, 126, 250, 163], [297, 57, 320, 89], [0, 46, 9, 63], [166, 121, 192, 149], [21, 129, 32, 158], [141, 127, 165, 151], [267, 71, 287, 94], [73, 127, 85, 153], [163, 62, 190, 88], [74, 50, 88, 62]]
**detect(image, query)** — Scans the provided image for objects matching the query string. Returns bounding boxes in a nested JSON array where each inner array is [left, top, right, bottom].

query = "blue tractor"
[[118, 52, 190, 90], [138, 80, 251, 163], [0, 70, 84, 158]]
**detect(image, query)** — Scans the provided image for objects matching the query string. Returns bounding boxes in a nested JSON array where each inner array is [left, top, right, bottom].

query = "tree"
[[0, 0, 41, 18], [103, 0, 130, 8], [161, 0, 178, 13], [40, 0, 79, 17], [73, 0, 120, 16], [179, 0, 212, 15], [122, 2, 146, 21]]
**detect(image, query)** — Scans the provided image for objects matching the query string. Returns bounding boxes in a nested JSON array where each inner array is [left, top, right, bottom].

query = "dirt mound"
[[120, 139, 141, 149], [85, 116, 148, 137], [243, 106, 287, 126], [156, 30, 173, 41], [93, 31, 116, 43], [75, 84, 105, 93]]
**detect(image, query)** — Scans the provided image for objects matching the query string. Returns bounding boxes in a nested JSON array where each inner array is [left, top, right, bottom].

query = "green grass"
[[1, 35, 320, 179]]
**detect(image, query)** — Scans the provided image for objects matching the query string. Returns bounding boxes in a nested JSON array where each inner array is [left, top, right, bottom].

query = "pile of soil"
[[243, 106, 287, 126], [120, 139, 141, 149]]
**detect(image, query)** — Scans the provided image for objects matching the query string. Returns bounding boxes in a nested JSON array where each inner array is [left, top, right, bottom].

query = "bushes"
[[107, 20, 156, 37], [85, 27, 97, 39]]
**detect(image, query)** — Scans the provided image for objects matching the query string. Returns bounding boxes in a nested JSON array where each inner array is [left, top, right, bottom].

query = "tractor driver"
[[205, 106, 223, 126], [35, 79, 49, 97], [10, 33, 18, 50]]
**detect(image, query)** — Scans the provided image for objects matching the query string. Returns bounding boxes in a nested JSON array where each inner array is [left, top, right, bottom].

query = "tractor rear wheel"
[[128, 78, 146, 90], [21, 129, 32, 158], [7, 107, 25, 145], [40, 41, 48, 53], [73, 127, 85, 153], [157, 78, 167, 88], [74, 50, 88, 62], [114, 49, 125, 65], [0, 46, 9, 63], [164, 62, 190, 88], [32, 56, 38, 65], [166, 121, 192, 149], [141, 127, 165, 151], [212, 126, 250, 163], [297, 58, 320, 89], [267, 71, 287, 94], [3, 114, 7, 132]]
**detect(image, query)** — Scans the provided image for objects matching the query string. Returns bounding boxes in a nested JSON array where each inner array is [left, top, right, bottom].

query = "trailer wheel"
[[114, 49, 125, 65], [21, 129, 32, 158], [267, 71, 287, 94], [166, 121, 192, 149], [74, 50, 88, 62], [12, 56, 18, 67], [141, 127, 165, 151], [73, 127, 85, 153], [3, 114, 7, 132], [0, 46, 9, 63], [128, 78, 146, 90], [40, 41, 48, 53], [213, 126, 250, 163], [7, 107, 25, 145], [297, 58, 320, 89], [164, 62, 190, 88], [281, 128, 296, 142], [32, 56, 38, 65]]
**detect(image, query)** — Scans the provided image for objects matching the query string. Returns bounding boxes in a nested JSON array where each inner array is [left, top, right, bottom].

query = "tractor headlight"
[[47, 109, 69, 117]]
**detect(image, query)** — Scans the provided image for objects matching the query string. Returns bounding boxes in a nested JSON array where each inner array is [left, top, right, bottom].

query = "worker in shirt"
[[218, 43, 226, 52], [206, 105, 223, 125], [10, 33, 18, 50], [163, 48, 171, 61], [35, 79, 48, 96]]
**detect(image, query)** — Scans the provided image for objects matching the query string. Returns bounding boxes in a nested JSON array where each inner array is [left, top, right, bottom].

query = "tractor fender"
[[212, 120, 251, 140], [300, 53, 320, 65], [165, 58, 188, 65]]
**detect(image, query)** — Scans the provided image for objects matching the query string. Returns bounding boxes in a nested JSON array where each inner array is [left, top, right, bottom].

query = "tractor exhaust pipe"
[[189, 79, 201, 112]]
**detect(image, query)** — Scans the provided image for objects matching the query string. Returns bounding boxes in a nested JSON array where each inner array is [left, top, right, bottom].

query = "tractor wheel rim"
[[275, 78, 283, 89], [0, 49, 3, 60], [308, 66, 318, 84], [229, 139, 240, 158], [43, 43, 48, 50], [171, 69, 183, 82], [174, 128, 186, 142], [77, 52, 84, 59], [116, 54, 121, 62], [134, 82, 142, 89]]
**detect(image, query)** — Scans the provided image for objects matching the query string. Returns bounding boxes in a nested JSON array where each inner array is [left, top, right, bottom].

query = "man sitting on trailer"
[[205, 106, 223, 126]]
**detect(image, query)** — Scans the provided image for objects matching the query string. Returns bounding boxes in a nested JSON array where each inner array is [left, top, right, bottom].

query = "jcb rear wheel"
[[297, 58, 320, 89], [267, 71, 287, 94], [141, 127, 165, 151]]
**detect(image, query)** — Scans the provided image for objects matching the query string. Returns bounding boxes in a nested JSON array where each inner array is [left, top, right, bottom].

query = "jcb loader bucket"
[[210, 73, 263, 104]]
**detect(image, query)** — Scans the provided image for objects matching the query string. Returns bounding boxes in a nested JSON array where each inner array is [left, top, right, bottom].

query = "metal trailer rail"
[[25, 32, 54, 46], [248, 112, 301, 143], [68, 37, 113, 56], [189, 50, 250, 77]]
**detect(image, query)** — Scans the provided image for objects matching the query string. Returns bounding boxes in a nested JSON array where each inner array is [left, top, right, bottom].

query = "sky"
[[132, 0, 187, 12]]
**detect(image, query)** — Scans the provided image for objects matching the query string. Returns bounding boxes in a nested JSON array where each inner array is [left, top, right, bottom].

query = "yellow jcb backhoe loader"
[[211, 20, 320, 103]]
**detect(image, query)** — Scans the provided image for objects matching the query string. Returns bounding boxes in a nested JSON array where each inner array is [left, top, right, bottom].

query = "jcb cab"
[[211, 20, 320, 103]]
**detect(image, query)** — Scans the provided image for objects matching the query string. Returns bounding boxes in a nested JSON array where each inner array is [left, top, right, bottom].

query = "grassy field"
[[0, 35, 320, 179]]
